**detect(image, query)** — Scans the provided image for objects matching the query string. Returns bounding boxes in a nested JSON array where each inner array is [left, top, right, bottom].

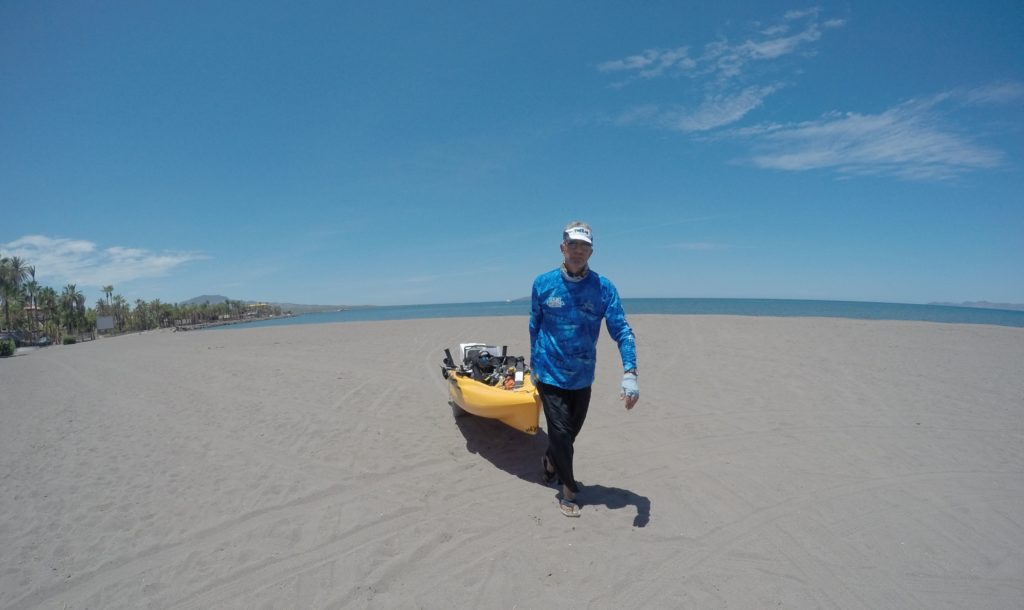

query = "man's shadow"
[[454, 414, 651, 527]]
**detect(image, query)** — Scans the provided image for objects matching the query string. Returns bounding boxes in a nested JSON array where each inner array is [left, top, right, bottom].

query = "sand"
[[1, 315, 1022, 609]]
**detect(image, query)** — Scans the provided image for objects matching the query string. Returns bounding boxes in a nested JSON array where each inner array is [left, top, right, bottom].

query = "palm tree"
[[102, 285, 113, 310], [152, 299, 173, 328], [24, 278, 40, 334], [60, 284, 85, 334], [134, 299, 148, 331], [0, 257, 11, 330], [113, 294, 128, 331], [1, 256, 31, 331], [25, 266, 38, 311], [37, 286, 58, 329]]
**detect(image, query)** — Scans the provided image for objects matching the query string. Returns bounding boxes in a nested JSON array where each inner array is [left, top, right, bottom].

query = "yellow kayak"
[[442, 344, 541, 435]]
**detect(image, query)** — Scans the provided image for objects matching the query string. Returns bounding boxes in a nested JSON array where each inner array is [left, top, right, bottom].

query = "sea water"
[[214, 298, 1024, 330]]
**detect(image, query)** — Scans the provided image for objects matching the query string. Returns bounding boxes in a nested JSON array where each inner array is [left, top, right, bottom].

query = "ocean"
[[214, 298, 1024, 330]]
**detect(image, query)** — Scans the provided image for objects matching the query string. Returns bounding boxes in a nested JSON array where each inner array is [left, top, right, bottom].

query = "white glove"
[[620, 372, 639, 399]]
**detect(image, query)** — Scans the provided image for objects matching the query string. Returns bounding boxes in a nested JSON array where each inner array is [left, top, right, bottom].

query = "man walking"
[[530, 221, 639, 517]]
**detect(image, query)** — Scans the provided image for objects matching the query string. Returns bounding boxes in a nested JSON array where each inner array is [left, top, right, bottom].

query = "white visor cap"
[[563, 225, 593, 245]]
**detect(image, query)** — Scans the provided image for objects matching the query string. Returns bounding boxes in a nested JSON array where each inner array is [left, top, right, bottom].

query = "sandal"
[[541, 455, 557, 485], [559, 497, 581, 518]]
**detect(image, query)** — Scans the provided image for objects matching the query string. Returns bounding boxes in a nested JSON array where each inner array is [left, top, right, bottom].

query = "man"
[[529, 221, 639, 517]]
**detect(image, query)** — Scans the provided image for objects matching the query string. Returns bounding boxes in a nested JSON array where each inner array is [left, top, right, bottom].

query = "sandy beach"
[[1, 315, 1022, 609]]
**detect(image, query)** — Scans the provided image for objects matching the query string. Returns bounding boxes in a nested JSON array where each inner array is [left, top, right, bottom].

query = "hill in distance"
[[179, 295, 362, 314], [179, 295, 233, 306], [929, 301, 1024, 312]]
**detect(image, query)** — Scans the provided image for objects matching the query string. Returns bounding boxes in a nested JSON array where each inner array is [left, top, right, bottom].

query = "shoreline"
[[209, 298, 1024, 331], [172, 313, 297, 331]]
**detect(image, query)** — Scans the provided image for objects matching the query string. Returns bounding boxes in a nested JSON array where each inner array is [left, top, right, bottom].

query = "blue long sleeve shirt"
[[529, 267, 637, 390]]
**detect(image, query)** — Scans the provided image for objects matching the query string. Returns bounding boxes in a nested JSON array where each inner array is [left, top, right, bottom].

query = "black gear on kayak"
[[470, 350, 497, 382]]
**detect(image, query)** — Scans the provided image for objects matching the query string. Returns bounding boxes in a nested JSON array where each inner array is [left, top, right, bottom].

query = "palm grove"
[[1, 256, 281, 345]]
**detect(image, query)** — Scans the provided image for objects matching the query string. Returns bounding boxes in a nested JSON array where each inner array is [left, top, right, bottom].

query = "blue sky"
[[2, 1, 1022, 307]]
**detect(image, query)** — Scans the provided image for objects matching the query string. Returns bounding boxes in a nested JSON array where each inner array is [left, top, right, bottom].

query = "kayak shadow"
[[454, 414, 548, 484], [454, 415, 651, 528]]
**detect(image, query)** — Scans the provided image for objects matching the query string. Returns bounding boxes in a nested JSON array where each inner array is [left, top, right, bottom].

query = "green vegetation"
[[1, 255, 287, 345], [0, 338, 14, 357]]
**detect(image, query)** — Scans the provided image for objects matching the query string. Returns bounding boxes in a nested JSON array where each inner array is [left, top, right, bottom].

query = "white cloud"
[[598, 46, 694, 81], [601, 9, 840, 86], [598, 9, 842, 130], [598, 4, 1018, 182], [784, 8, 820, 21], [616, 85, 781, 133], [956, 82, 1024, 106], [598, 49, 658, 72], [759, 24, 790, 36], [0, 235, 207, 287], [743, 97, 1006, 180], [668, 85, 782, 132], [738, 26, 822, 60]]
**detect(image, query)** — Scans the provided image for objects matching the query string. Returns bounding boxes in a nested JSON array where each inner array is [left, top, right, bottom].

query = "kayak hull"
[[447, 373, 541, 434]]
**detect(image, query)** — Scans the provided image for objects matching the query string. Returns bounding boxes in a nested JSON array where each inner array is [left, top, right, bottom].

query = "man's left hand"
[[620, 372, 639, 410]]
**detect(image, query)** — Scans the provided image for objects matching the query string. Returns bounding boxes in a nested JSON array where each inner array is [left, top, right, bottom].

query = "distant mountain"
[[179, 295, 359, 314], [267, 302, 370, 314], [180, 294, 231, 306], [929, 301, 1024, 312]]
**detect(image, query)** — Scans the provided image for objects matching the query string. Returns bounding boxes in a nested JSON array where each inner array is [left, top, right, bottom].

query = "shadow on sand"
[[454, 414, 651, 527]]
